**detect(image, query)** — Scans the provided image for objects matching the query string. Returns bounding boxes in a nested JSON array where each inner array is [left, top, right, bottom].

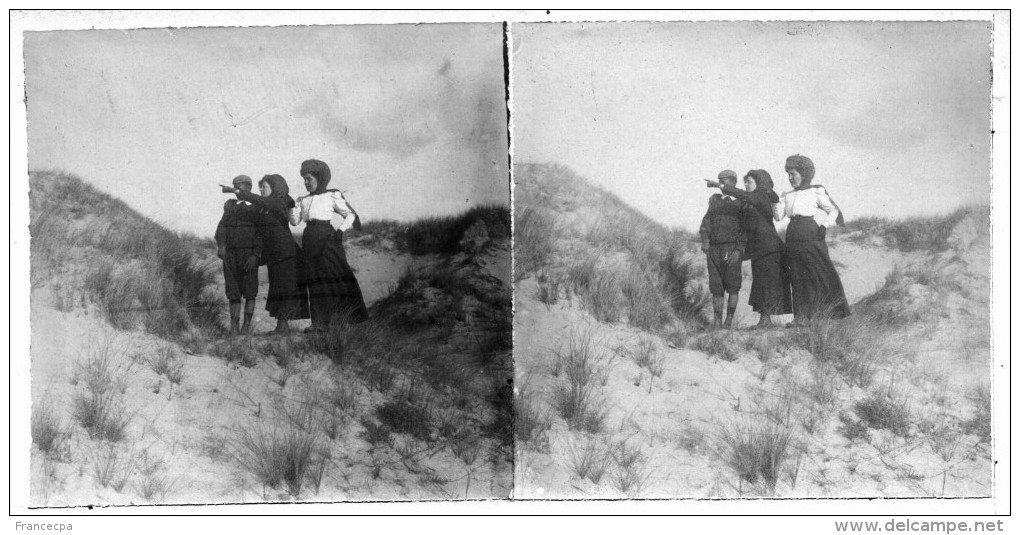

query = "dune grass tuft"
[[232, 421, 322, 498], [149, 344, 185, 385], [716, 418, 795, 495], [72, 340, 132, 442], [962, 385, 991, 443], [403, 204, 510, 256], [854, 391, 913, 438], [569, 438, 613, 484], [514, 382, 553, 450], [514, 207, 556, 281], [551, 331, 610, 433], [31, 405, 66, 455]]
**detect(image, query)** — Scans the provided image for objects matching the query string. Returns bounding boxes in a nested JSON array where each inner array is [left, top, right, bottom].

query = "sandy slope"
[[514, 214, 992, 499], [30, 237, 512, 506]]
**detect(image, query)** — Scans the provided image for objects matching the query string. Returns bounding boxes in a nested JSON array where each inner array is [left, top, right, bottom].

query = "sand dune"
[[513, 163, 992, 499]]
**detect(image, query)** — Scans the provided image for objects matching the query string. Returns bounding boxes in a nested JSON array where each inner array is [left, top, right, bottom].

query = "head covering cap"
[[784, 155, 815, 188], [717, 169, 738, 182], [745, 169, 779, 203], [300, 159, 332, 194], [259, 174, 290, 200], [232, 174, 252, 186]]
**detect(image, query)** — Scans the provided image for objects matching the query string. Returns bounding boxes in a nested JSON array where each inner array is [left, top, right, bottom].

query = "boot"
[[724, 306, 737, 329], [228, 301, 241, 336], [724, 293, 739, 329], [242, 299, 256, 334], [711, 295, 724, 329]]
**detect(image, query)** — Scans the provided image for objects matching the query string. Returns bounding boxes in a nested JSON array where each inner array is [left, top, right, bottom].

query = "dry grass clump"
[[786, 313, 886, 390], [806, 363, 842, 407], [403, 203, 510, 255], [535, 271, 561, 305], [74, 390, 131, 443], [232, 420, 323, 497], [621, 268, 673, 331], [920, 420, 965, 463], [515, 382, 553, 450], [611, 439, 652, 495], [629, 336, 665, 378], [553, 382, 608, 434], [657, 245, 710, 324], [553, 330, 606, 387], [715, 418, 796, 495], [854, 390, 913, 438], [307, 313, 398, 388], [210, 335, 260, 367], [834, 206, 984, 252], [376, 398, 434, 442], [961, 384, 991, 443], [31, 404, 66, 455], [569, 438, 613, 484], [565, 254, 623, 324], [550, 331, 610, 433], [81, 260, 137, 329], [131, 451, 178, 503], [514, 206, 557, 281], [148, 344, 185, 385], [72, 340, 132, 442], [838, 413, 872, 443], [692, 330, 742, 361], [883, 207, 976, 252], [358, 417, 392, 447], [89, 443, 136, 491]]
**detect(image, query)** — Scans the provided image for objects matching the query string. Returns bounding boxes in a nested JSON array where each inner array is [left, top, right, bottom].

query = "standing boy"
[[215, 175, 263, 335], [699, 169, 746, 328]]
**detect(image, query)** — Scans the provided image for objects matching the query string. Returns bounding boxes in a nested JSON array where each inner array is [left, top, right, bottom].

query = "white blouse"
[[775, 187, 840, 227], [290, 191, 358, 232]]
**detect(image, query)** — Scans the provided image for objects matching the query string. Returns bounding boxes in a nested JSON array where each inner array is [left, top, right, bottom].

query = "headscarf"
[[259, 174, 290, 199], [257, 174, 296, 221], [300, 159, 332, 195], [784, 154, 815, 190], [744, 169, 779, 204]]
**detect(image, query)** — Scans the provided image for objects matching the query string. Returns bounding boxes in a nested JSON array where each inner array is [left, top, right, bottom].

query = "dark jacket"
[[215, 200, 263, 256], [720, 184, 785, 260], [699, 194, 746, 247], [235, 190, 298, 266]]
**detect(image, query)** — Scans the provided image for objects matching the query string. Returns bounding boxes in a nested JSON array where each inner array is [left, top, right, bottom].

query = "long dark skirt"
[[266, 256, 310, 320], [749, 251, 793, 315], [785, 217, 851, 320], [301, 221, 368, 327]]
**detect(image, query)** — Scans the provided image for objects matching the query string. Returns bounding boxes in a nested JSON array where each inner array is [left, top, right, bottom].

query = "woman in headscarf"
[[223, 174, 309, 333], [291, 159, 368, 332], [706, 169, 792, 327], [775, 155, 850, 324]]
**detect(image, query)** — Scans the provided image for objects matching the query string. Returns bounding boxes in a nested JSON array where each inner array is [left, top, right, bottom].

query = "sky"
[[511, 21, 993, 232], [24, 23, 509, 238]]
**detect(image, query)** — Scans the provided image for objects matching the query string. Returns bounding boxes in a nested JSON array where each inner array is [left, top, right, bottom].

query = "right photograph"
[[511, 21, 994, 499]]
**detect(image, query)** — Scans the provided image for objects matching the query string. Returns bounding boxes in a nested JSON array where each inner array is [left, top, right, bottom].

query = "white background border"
[[7, 8, 1011, 526]]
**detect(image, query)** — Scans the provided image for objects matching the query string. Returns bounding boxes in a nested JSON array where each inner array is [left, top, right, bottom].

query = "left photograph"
[[26, 23, 511, 505]]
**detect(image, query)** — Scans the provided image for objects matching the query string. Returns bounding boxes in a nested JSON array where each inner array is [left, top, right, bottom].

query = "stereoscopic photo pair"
[[21, 17, 999, 507]]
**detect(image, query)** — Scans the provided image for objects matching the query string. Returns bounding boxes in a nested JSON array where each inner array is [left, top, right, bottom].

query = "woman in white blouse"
[[775, 154, 850, 324], [291, 159, 368, 332]]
